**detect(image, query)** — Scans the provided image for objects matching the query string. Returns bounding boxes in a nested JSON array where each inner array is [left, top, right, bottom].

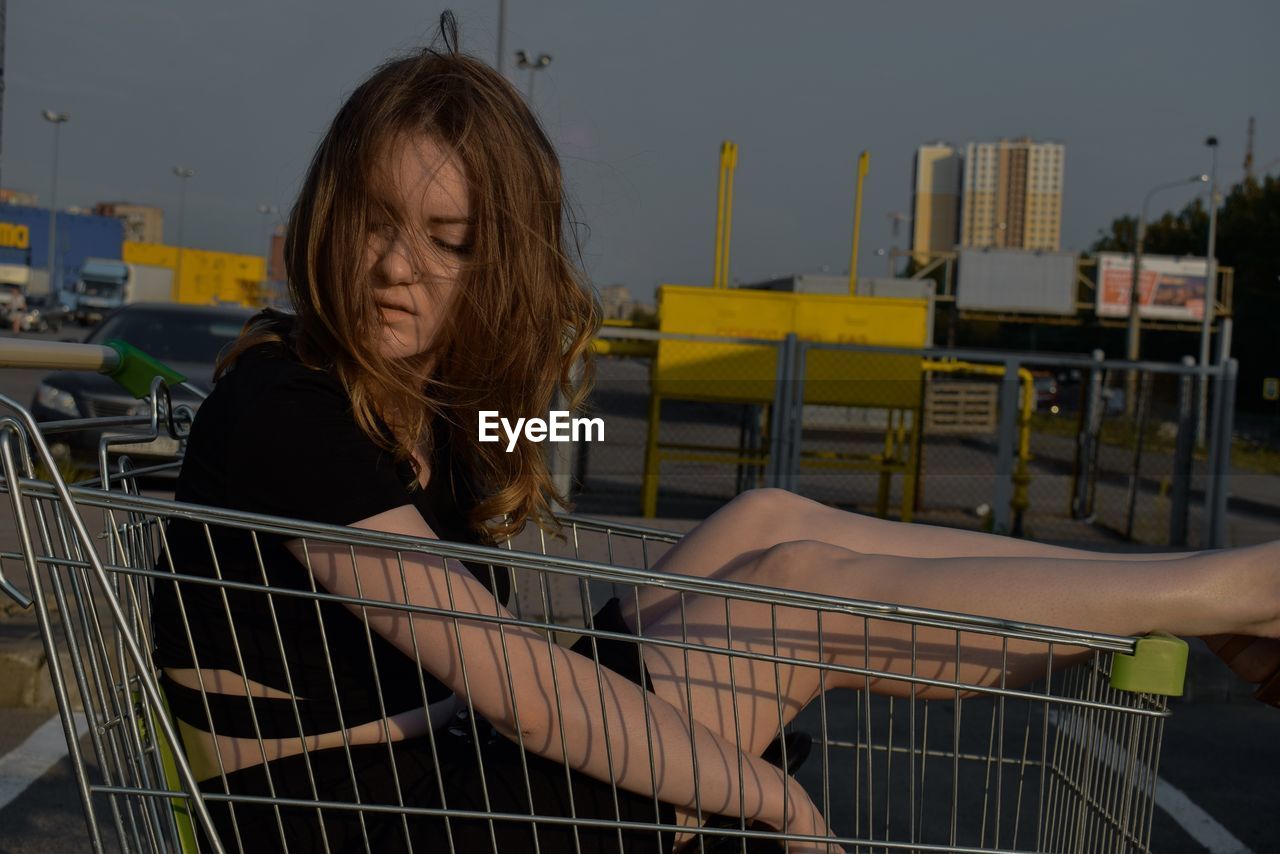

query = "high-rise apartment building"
[[910, 143, 962, 264], [960, 138, 1064, 251]]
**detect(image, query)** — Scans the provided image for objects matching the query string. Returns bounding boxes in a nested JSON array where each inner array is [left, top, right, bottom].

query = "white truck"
[[72, 258, 174, 325]]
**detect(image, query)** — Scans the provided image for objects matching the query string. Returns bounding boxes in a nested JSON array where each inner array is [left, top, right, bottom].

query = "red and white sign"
[[1096, 253, 1209, 321]]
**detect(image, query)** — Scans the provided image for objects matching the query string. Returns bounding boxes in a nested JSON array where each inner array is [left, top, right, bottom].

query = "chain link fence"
[[562, 329, 1265, 549]]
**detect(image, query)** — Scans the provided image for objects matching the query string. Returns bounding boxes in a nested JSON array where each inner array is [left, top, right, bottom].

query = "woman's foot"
[[1203, 634, 1280, 708]]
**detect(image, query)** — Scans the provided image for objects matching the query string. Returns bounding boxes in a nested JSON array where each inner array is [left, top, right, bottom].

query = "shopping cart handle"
[[0, 338, 122, 372], [1109, 632, 1188, 696], [0, 338, 186, 399], [103, 340, 187, 398]]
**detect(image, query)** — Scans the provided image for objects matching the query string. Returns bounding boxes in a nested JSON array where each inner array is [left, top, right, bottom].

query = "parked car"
[[31, 302, 257, 470]]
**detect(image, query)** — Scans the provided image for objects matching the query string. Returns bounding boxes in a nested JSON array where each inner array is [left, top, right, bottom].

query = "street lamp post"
[[1123, 173, 1208, 416], [42, 110, 69, 296], [1196, 137, 1220, 447], [514, 50, 552, 105], [256, 203, 277, 265], [496, 0, 507, 75], [257, 203, 278, 302], [173, 167, 193, 298]]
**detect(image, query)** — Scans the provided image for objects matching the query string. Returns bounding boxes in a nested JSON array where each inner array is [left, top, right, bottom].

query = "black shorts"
[[197, 597, 678, 853]]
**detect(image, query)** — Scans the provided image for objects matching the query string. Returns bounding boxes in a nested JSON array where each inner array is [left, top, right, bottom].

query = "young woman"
[[150, 16, 1280, 854]]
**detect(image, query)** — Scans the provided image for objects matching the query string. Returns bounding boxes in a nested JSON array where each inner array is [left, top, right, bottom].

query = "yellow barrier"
[[643, 285, 930, 519]]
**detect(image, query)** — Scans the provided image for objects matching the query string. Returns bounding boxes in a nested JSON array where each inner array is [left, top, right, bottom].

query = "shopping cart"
[[0, 338, 1188, 853]]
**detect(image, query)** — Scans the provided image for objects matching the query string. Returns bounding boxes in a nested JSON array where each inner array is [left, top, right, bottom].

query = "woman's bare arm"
[[284, 505, 812, 833]]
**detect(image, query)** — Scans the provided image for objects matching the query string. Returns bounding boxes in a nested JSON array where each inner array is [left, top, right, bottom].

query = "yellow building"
[[122, 241, 266, 307], [960, 138, 1063, 251], [911, 143, 962, 264]]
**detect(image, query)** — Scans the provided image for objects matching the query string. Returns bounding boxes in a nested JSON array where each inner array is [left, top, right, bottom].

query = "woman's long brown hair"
[[218, 20, 598, 544]]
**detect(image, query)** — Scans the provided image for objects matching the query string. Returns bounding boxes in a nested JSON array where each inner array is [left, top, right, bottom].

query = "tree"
[[1090, 176, 1280, 411]]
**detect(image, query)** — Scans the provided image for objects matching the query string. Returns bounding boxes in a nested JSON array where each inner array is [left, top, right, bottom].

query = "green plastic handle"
[[104, 339, 187, 399], [1109, 632, 1188, 696]]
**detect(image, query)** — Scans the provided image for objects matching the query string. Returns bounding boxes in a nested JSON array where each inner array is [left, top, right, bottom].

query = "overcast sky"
[[4, 0, 1277, 301]]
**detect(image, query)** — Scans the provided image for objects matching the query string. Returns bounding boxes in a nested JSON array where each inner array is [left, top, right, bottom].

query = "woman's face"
[[364, 134, 473, 362]]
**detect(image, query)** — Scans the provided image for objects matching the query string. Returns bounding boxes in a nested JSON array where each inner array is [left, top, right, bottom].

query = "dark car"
[[31, 302, 257, 470]]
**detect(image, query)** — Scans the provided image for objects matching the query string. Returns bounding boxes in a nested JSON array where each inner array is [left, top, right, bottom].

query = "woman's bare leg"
[[632, 537, 1280, 763], [624, 488, 1213, 630]]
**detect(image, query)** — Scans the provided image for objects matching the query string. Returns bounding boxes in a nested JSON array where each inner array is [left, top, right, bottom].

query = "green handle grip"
[[104, 339, 187, 399]]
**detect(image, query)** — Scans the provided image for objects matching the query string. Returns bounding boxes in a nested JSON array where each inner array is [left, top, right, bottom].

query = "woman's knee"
[[721, 487, 813, 531], [742, 539, 860, 591]]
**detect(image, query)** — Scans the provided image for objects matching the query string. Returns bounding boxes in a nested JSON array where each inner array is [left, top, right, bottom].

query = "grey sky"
[[5, 0, 1277, 302]]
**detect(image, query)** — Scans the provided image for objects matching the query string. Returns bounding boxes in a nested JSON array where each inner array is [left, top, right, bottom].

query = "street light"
[[1196, 136, 1220, 446], [173, 167, 194, 296], [887, 211, 910, 276], [1123, 172, 1208, 415], [496, 0, 507, 74], [514, 50, 552, 105], [42, 110, 69, 296], [257, 203, 278, 293]]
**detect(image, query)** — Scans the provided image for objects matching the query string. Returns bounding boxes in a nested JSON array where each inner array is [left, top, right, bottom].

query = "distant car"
[[21, 294, 72, 333], [31, 302, 257, 471], [1047, 371, 1126, 417], [1031, 371, 1060, 413]]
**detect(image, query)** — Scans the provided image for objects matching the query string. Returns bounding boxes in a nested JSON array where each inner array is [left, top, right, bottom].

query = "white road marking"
[[1049, 709, 1252, 853], [0, 712, 89, 812], [1155, 777, 1253, 854]]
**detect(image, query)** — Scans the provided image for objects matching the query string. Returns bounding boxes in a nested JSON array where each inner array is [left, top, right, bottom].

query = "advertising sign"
[[1096, 252, 1209, 320], [956, 248, 1078, 315]]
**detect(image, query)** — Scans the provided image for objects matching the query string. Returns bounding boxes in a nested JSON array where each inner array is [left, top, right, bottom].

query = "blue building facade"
[[0, 204, 124, 293]]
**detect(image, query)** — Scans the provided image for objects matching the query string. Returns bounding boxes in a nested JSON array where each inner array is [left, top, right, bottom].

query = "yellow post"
[[721, 141, 737, 288], [848, 150, 870, 296], [714, 142, 731, 288]]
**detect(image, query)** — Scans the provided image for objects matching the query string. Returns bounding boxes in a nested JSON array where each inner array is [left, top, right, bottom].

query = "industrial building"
[[93, 202, 165, 243], [0, 203, 125, 295], [0, 189, 40, 207], [0, 202, 266, 308]]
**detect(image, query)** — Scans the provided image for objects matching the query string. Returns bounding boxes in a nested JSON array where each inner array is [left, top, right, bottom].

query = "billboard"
[[1095, 252, 1208, 321], [955, 247, 1077, 315]]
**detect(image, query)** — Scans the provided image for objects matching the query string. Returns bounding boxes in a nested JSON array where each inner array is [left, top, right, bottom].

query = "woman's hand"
[[770, 777, 843, 853]]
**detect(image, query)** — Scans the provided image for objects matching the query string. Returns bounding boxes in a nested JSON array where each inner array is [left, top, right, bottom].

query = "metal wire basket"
[[0, 339, 1187, 853]]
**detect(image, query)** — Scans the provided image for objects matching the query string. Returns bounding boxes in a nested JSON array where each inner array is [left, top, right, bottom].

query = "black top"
[[150, 338, 510, 738]]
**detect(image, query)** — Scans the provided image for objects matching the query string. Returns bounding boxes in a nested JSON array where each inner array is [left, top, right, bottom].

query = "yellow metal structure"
[[122, 241, 267, 308], [712, 141, 739, 289], [643, 285, 929, 519], [848, 150, 870, 295]]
